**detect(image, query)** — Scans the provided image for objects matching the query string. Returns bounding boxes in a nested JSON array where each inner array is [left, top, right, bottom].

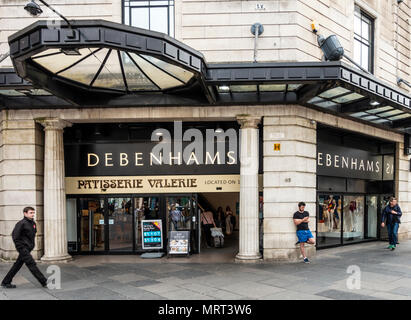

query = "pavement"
[[1, 240, 411, 300]]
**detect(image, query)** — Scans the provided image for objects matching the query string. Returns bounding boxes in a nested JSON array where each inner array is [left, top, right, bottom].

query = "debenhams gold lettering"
[[317, 152, 380, 172], [87, 151, 236, 167]]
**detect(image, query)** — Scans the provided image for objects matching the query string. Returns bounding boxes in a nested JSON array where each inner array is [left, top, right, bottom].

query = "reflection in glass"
[[166, 197, 191, 232], [343, 196, 364, 243], [366, 196, 378, 238], [31, 47, 192, 92], [332, 92, 364, 103], [230, 85, 258, 92], [131, 7, 149, 29], [150, 7, 168, 34], [59, 48, 108, 85], [108, 197, 133, 251], [79, 198, 105, 252], [129, 53, 183, 89], [92, 50, 125, 90], [134, 197, 160, 250], [319, 86, 350, 99], [140, 54, 194, 83], [317, 194, 342, 247], [259, 84, 286, 92], [33, 48, 99, 74]]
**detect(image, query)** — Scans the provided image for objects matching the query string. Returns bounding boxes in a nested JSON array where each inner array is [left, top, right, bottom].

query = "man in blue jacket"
[[381, 197, 402, 251]]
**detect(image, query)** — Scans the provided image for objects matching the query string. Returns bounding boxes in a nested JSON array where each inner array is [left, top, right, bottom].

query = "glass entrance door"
[[134, 196, 161, 250], [78, 198, 105, 252], [165, 195, 198, 253], [107, 197, 133, 251], [366, 195, 378, 239]]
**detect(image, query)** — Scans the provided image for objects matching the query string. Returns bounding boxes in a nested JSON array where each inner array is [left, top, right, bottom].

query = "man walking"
[[381, 197, 402, 251], [1, 207, 47, 289], [293, 202, 315, 263]]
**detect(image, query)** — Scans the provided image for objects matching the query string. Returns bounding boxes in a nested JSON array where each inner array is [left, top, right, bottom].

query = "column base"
[[235, 253, 262, 263], [41, 254, 72, 263]]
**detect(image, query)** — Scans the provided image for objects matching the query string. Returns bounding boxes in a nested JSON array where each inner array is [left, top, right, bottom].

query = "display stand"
[[141, 219, 164, 259], [167, 230, 190, 258]]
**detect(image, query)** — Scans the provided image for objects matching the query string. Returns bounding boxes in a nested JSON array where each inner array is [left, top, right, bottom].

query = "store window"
[[343, 195, 364, 243], [316, 125, 395, 248], [123, 0, 175, 37], [354, 6, 374, 73]]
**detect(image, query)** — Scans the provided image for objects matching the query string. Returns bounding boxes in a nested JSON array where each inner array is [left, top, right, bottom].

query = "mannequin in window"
[[326, 195, 336, 232], [349, 200, 357, 232]]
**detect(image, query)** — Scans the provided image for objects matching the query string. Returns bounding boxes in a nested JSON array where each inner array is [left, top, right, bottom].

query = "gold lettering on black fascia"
[[147, 178, 197, 188], [77, 179, 143, 190]]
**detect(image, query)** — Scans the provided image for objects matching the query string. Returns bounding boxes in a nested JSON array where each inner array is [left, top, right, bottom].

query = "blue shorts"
[[297, 230, 314, 243]]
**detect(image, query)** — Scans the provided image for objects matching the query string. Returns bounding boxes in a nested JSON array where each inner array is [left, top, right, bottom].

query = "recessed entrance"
[[67, 192, 241, 257]]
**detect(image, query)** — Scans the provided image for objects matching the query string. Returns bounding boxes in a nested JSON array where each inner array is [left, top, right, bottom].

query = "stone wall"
[[0, 0, 122, 67], [263, 113, 317, 261], [397, 141, 411, 240], [178, 0, 410, 90], [0, 112, 44, 260], [1, 1, 409, 90]]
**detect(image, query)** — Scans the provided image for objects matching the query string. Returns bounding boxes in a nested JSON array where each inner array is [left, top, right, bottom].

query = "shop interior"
[[66, 192, 241, 258]]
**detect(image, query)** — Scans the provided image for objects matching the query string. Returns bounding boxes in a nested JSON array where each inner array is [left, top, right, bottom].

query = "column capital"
[[236, 115, 261, 129], [35, 118, 72, 130]]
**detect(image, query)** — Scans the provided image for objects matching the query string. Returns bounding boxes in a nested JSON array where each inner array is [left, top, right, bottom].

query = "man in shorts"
[[293, 202, 315, 263]]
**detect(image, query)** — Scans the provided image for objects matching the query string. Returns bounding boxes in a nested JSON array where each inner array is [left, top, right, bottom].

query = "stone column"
[[263, 111, 317, 262], [235, 115, 262, 262], [36, 118, 72, 262]]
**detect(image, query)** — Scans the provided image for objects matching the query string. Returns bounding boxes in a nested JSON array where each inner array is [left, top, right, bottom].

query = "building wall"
[[178, 0, 410, 92], [0, 116, 44, 260], [0, 1, 409, 91], [0, 104, 408, 261], [0, 0, 122, 67]]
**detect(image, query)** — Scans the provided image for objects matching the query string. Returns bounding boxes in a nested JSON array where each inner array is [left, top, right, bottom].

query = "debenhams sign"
[[317, 142, 394, 180], [64, 125, 243, 194]]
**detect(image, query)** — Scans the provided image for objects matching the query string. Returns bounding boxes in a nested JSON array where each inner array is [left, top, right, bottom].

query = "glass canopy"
[[31, 47, 194, 93], [307, 86, 411, 125]]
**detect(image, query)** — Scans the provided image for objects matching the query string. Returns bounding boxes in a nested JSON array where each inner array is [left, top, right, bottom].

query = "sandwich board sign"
[[141, 220, 163, 250]]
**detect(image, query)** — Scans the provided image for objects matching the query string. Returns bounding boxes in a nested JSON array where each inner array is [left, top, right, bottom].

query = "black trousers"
[[203, 224, 213, 246], [1, 248, 47, 285]]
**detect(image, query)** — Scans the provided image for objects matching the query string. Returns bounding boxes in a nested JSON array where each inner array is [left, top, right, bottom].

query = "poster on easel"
[[168, 231, 190, 255], [141, 220, 163, 250]]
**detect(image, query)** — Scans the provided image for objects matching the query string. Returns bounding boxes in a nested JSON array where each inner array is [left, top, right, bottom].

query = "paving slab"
[[157, 288, 212, 300], [220, 281, 287, 299], [108, 272, 149, 283], [315, 289, 379, 300]]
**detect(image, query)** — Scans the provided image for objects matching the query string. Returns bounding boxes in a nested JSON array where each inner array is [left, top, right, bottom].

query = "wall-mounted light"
[[250, 23, 264, 63], [24, 0, 75, 38], [60, 48, 81, 56], [311, 21, 371, 74], [217, 85, 230, 92], [397, 77, 411, 89], [24, 0, 43, 16]]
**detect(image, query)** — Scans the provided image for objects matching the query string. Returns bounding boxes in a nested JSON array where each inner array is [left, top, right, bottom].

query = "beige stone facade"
[[0, 0, 410, 261], [1, 1, 409, 90], [0, 105, 409, 261]]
